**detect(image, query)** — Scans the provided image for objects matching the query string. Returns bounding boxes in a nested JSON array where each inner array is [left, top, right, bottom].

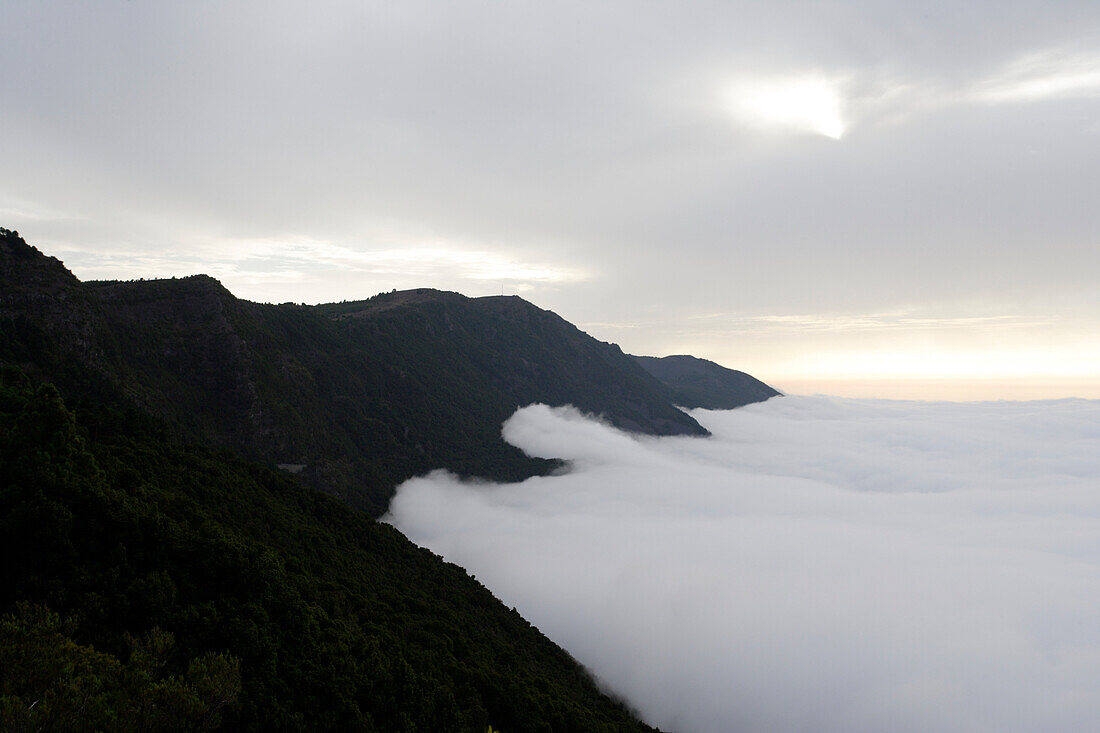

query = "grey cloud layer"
[[387, 398, 1100, 733], [2, 2, 1099, 381]]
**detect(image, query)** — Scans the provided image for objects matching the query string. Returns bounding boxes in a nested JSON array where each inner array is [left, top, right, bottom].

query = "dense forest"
[[0, 368, 658, 731], [0, 228, 776, 731]]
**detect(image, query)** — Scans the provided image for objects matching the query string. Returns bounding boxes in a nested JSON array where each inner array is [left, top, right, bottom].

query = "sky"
[[387, 397, 1100, 733], [2, 1, 1099, 398]]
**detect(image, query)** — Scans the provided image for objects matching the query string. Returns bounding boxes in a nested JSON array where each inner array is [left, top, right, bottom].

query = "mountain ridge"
[[1, 230, 715, 515], [0, 226, 779, 731], [633, 354, 781, 409]]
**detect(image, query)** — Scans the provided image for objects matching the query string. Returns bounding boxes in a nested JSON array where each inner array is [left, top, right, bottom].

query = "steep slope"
[[0, 368, 658, 732], [0, 229, 704, 515], [633, 354, 781, 409], [322, 289, 705, 437]]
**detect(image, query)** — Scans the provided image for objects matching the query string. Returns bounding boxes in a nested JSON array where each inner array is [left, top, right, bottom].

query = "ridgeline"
[[633, 354, 781, 409], [0, 228, 777, 731], [1, 229, 711, 516]]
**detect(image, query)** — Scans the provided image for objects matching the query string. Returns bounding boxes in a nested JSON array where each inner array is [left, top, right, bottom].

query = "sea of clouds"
[[386, 396, 1100, 733]]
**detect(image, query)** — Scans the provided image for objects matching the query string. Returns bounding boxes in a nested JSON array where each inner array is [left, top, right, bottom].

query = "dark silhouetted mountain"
[[633, 354, 781, 409], [0, 367, 658, 732], [1, 229, 704, 516], [1, 226, 664, 730], [0, 227, 776, 731]]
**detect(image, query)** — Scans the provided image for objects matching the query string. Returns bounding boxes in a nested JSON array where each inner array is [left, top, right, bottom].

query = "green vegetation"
[[0, 369, 656, 731], [1, 231, 703, 515], [2, 605, 239, 732], [0, 230, 764, 730]]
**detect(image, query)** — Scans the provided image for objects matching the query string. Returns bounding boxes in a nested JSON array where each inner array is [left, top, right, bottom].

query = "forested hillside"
[[1, 229, 703, 515], [0, 228, 776, 731], [0, 368, 657, 732]]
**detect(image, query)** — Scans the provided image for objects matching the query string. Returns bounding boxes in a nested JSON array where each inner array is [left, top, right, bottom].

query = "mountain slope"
[[0, 227, 795, 732], [321, 289, 706, 437], [633, 354, 781, 409], [0, 367, 658, 732], [0, 229, 704, 515]]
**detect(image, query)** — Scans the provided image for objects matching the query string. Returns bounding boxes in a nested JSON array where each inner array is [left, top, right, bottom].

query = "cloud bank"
[[387, 397, 1100, 733]]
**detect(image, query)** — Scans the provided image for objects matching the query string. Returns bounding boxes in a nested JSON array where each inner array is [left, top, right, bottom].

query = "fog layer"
[[387, 397, 1100, 733]]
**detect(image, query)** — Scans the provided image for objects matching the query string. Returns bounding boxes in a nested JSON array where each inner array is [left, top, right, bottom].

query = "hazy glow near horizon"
[[775, 377, 1100, 402], [780, 346, 1100, 381], [758, 349, 1100, 400]]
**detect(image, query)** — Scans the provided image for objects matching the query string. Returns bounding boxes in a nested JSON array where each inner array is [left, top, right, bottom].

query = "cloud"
[[0, 194, 77, 224], [725, 76, 849, 139], [387, 397, 1100, 733], [715, 43, 1100, 141], [5, 3, 1100, 389], [975, 48, 1100, 103], [54, 232, 585, 303]]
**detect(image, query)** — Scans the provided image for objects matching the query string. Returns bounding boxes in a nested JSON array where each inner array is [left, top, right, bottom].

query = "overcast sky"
[[3, 1, 1098, 397]]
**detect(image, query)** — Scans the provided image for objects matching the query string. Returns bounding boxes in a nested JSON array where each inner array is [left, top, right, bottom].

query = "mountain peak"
[[0, 228, 83, 306], [633, 353, 781, 409]]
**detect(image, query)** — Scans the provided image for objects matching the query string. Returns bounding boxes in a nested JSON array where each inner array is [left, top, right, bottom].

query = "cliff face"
[[633, 353, 781, 410], [1, 230, 707, 515]]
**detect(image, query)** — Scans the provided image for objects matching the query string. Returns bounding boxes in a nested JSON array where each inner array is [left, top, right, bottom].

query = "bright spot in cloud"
[[388, 398, 1100, 733], [730, 77, 847, 139]]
